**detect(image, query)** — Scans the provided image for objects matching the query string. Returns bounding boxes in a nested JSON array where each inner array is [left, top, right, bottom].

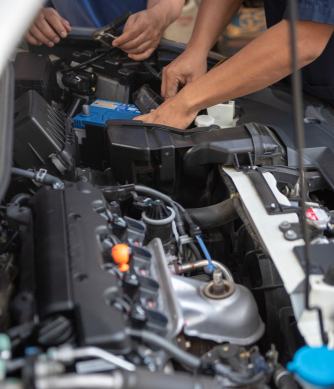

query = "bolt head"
[[285, 229, 298, 240]]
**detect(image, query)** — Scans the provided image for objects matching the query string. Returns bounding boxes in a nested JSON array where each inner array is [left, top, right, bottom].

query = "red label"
[[306, 209, 318, 221]]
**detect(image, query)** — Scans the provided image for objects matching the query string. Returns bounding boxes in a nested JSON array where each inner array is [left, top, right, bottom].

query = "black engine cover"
[[32, 182, 130, 353]]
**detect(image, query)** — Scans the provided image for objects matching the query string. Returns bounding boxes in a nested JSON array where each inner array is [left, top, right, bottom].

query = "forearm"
[[187, 0, 242, 53], [147, 0, 185, 28], [182, 19, 334, 112]]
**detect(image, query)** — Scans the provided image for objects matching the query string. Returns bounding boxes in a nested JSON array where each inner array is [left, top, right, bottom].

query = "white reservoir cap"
[[195, 115, 215, 127]]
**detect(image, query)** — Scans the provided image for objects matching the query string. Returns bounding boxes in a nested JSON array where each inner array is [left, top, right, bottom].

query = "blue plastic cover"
[[287, 346, 334, 388], [73, 100, 141, 129]]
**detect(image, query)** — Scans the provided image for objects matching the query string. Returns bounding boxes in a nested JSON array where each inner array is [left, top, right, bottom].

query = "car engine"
[[0, 17, 334, 389]]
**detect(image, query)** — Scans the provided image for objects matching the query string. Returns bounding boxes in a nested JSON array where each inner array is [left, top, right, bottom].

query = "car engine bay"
[[0, 17, 334, 389]]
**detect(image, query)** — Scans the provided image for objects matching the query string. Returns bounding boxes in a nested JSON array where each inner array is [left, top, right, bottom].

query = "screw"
[[280, 220, 291, 228], [270, 203, 276, 209], [285, 229, 298, 240]]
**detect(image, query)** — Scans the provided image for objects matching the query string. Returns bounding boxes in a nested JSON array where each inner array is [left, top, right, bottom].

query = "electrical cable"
[[288, 0, 328, 345], [65, 47, 118, 71], [142, 60, 162, 80], [196, 235, 215, 272]]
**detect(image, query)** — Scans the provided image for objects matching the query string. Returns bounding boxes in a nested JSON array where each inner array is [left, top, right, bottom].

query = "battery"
[[73, 100, 141, 129]]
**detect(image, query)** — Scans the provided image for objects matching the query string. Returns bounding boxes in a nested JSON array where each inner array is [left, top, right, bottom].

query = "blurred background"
[[164, 0, 266, 56]]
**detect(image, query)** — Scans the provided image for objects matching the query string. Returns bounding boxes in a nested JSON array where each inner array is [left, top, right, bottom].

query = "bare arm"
[[113, 0, 185, 61], [186, 0, 242, 53], [137, 19, 334, 129], [162, 0, 242, 99]]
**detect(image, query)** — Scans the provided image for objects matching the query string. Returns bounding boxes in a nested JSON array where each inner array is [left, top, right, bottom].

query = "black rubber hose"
[[11, 168, 64, 189], [126, 329, 265, 386], [134, 185, 175, 208], [10, 193, 31, 206], [187, 241, 202, 261], [186, 198, 238, 229], [273, 365, 300, 389]]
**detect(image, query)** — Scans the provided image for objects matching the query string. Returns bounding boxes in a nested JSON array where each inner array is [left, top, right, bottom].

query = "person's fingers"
[[60, 17, 72, 33], [128, 47, 155, 61], [133, 114, 147, 121], [30, 24, 55, 47], [115, 32, 148, 51], [113, 15, 142, 47], [123, 40, 152, 54], [24, 31, 42, 46], [44, 12, 70, 39], [161, 67, 180, 100], [113, 28, 142, 48], [35, 18, 59, 43]]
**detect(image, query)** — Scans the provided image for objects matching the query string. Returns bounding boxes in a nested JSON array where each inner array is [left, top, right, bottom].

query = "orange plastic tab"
[[112, 244, 130, 272]]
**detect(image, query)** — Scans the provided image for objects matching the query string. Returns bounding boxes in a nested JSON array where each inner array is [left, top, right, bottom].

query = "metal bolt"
[[213, 268, 225, 294], [285, 229, 298, 240], [82, 104, 90, 115], [213, 268, 223, 286], [280, 221, 291, 228], [270, 203, 276, 209]]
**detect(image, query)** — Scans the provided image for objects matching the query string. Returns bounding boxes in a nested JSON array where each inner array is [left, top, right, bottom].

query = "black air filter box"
[[105, 120, 286, 188], [14, 52, 53, 104], [14, 90, 77, 179]]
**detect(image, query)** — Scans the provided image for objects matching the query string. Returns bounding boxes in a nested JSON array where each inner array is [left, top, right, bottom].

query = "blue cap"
[[287, 346, 334, 388], [25, 347, 39, 356]]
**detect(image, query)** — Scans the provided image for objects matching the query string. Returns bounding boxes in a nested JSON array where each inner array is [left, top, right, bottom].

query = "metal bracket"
[[35, 169, 47, 184], [179, 235, 194, 245]]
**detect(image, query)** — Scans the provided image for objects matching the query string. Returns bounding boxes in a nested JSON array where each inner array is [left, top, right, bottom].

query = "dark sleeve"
[[283, 0, 334, 25], [44, 1, 54, 7]]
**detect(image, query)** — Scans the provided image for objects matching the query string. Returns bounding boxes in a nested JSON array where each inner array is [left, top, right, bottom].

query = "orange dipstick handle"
[[112, 244, 130, 272]]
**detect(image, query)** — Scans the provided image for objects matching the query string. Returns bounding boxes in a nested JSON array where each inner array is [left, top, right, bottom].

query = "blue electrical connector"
[[196, 235, 216, 274]]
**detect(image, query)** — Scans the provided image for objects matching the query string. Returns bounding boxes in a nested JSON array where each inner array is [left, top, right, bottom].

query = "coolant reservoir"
[[163, 0, 198, 44], [207, 101, 235, 128]]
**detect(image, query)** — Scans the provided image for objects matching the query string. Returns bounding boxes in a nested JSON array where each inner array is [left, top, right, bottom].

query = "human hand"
[[112, 8, 167, 61], [25, 7, 71, 47], [134, 90, 198, 130], [161, 48, 207, 100]]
